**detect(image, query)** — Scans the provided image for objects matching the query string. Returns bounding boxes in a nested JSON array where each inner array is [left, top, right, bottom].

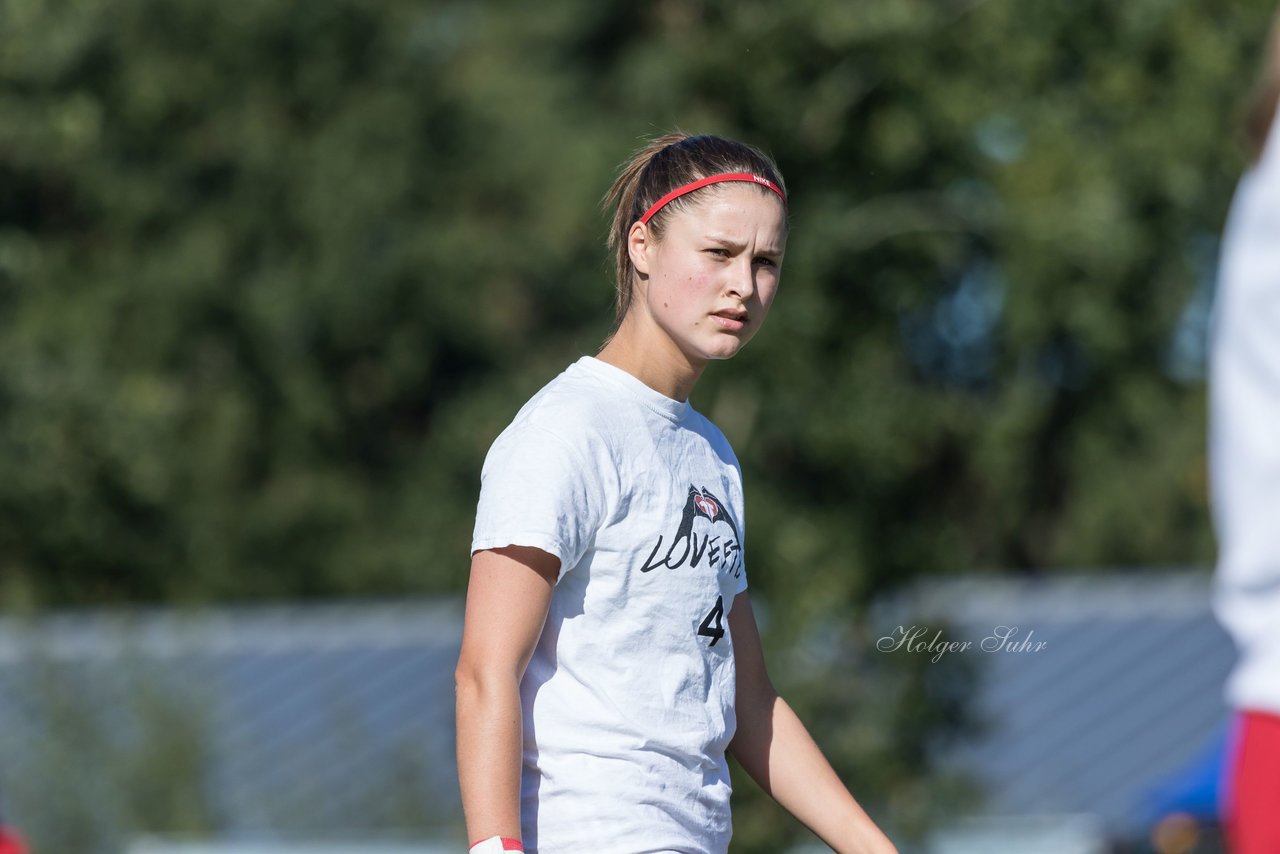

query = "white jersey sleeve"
[[471, 422, 607, 580]]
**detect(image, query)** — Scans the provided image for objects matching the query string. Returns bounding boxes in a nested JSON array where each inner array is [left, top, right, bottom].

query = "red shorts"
[[1223, 709, 1280, 854], [0, 828, 28, 854]]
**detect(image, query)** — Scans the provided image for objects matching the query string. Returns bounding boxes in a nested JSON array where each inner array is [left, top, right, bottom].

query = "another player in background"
[[1209, 8, 1280, 854], [455, 133, 897, 854]]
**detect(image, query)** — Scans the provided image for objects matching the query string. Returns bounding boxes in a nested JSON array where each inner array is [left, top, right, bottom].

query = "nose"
[[726, 256, 755, 300]]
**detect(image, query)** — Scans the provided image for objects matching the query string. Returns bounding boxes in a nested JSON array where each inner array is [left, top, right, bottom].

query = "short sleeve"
[[471, 423, 607, 579]]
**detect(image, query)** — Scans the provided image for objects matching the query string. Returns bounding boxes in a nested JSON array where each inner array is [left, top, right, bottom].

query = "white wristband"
[[469, 836, 523, 854]]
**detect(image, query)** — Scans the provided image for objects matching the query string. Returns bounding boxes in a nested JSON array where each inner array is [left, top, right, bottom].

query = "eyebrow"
[[703, 235, 785, 256]]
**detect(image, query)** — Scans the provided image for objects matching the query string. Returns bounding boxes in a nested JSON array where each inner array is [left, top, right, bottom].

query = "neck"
[[596, 314, 704, 402]]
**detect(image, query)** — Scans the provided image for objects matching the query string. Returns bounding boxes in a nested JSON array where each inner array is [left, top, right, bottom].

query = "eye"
[[705, 247, 730, 257], [753, 256, 777, 268]]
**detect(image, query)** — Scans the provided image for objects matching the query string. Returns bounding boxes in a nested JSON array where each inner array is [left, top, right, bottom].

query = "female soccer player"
[[455, 133, 898, 854]]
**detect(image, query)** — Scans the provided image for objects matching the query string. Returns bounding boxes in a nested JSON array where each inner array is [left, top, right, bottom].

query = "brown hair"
[[601, 132, 787, 326], [1245, 8, 1280, 161]]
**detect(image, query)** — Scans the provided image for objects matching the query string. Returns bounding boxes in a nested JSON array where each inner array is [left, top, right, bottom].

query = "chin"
[[702, 341, 747, 362], [676, 331, 751, 364]]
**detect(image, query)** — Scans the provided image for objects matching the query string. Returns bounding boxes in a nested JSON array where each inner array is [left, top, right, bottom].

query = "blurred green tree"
[[1, 0, 1265, 606]]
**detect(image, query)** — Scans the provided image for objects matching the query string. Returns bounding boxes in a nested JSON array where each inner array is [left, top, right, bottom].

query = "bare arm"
[[728, 592, 898, 854], [455, 545, 559, 845]]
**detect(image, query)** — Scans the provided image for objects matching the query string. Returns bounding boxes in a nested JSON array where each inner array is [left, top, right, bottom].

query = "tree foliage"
[[3, 0, 1268, 607]]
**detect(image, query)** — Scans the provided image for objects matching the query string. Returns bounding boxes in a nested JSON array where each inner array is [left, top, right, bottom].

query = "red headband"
[[638, 172, 787, 225]]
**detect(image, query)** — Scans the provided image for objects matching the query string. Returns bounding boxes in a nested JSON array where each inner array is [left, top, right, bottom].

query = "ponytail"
[[1245, 8, 1280, 162]]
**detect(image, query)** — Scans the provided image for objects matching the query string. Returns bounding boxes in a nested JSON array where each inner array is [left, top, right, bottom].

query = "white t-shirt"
[[1210, 110, 1280, 716], [472, 356, 751, 854]]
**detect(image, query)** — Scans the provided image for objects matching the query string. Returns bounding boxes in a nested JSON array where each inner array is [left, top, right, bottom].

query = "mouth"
[[711, 308, 749, 332]]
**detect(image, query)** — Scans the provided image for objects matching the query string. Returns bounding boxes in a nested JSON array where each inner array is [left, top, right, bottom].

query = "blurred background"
[[0, 0, 1274, 852]]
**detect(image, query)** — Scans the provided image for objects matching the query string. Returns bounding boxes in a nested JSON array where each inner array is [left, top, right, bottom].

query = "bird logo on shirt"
[[639, 485, 742, 578]]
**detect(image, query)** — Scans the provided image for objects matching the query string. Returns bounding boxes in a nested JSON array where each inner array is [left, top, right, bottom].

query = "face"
[[628, 184, 787, 366]]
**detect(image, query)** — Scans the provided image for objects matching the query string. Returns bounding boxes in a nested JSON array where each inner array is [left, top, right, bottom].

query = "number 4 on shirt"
[[698, 595, 725, 646]]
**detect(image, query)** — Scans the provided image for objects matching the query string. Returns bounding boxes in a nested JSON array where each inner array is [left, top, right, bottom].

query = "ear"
[[627, 221, 651, 276]]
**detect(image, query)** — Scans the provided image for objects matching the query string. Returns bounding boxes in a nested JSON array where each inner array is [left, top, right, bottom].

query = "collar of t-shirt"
[[573, 356, 693, 424]]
